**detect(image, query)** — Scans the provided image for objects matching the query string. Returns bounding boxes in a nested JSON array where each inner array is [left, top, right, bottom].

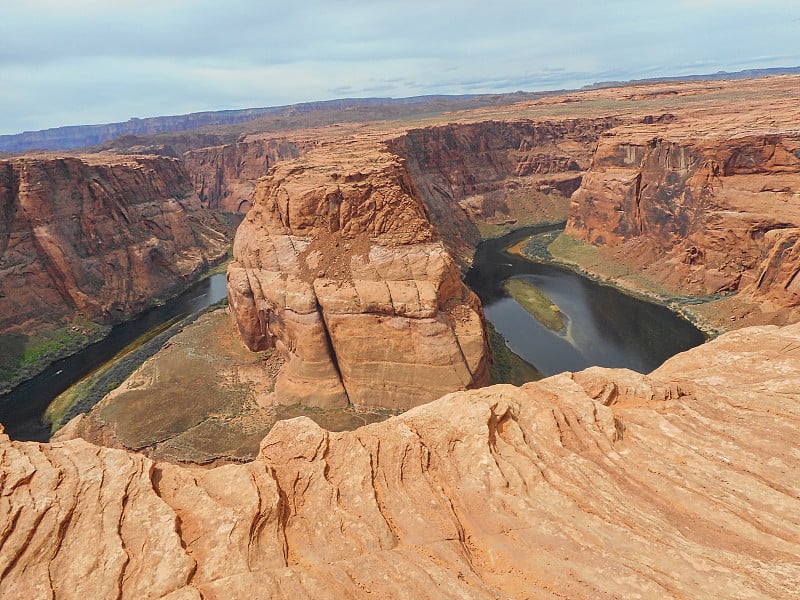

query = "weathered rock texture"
[[566, 86, 800, 311], [388, 118, 617, 262], [227, 138, 490, 410], [0, 154, 231, 336], [183, 136, 317, 212], [3, 322, 799, 598], [224, 117, 631, 410]]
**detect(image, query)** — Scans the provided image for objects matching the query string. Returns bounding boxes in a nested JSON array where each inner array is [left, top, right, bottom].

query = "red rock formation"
[[3, 322, 800, 598], [184, 136, 317, 212], [388, 118, 617, 262], [567, 125, 800, 305], [0, 154, 232, 336], [227, 139, 490, 410]]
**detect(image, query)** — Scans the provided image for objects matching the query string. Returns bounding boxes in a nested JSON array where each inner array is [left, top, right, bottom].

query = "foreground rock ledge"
[[2, 323, 800, 599]]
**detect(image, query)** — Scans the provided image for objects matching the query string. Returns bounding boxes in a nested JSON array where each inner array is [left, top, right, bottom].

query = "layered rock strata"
[[567, 119, 800, 309], [388, 118, 617, 262], [183, 136, 317, 212], [0, 154, 232, 335], [2, 322, 799, 598], [227, 139, 491, 410]]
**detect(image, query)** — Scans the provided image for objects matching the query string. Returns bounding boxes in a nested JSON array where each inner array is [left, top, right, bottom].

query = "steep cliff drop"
[[227, 138, 491, 410], [183, 135, 317, 212], [0, 153, 233, 388], [387, 118, 617, 264], [2, 323, 799, 598], [564, 91, 800, 328]]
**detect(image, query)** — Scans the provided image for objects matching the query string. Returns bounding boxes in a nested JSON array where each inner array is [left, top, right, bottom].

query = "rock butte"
[[2, 323, 800, 598], [225, 119, 625, 410], [224, 76, 800, 409]]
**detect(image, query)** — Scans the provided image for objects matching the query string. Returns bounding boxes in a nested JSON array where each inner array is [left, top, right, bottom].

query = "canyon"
[[565, 95, 800, 325], [0, 154, 232, 389], [1, 75, 799, 597], [2, 323, 799, 598]]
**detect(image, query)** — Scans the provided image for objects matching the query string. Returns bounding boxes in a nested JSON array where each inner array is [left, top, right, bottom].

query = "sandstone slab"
[[2, 323, 799, 598]]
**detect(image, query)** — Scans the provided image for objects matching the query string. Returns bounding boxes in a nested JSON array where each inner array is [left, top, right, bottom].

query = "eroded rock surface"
[[2, 322, 799, 598], [388, 118, 616, 263], [0, 153, 231, 336], [227, 138, 490, 410], [566, 81, 800, 313], [184, 136, 317, 212]]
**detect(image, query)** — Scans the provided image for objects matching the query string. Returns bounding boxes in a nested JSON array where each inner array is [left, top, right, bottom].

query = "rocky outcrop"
[[3, 322, 800, 598], [227, 138, 490, 410], [183, 137, 317, 212], [388, 118, 617, 263], [567, 126, 800, 306], [0, 154, 232, 337]]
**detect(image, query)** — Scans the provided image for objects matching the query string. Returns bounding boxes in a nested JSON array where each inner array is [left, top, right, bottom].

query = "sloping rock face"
[[227, 139, 490, 410], [184, 136, 317, 212], [567, 127, 800, 306], [2, 322, 799, 599], [388, 118, 617, 263], [0, 154, 231, 335]]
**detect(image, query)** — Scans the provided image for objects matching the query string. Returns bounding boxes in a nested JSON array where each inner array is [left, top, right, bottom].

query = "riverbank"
[[508, 229, 726, 339], [0, 254, 233, 396], [56, 308, 402, 465], [44, 308, 219, 434], [467, 223, 705, 377]]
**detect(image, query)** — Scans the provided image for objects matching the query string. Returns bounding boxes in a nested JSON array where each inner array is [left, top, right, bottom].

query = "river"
[[0, 274, 229, 441], [465, 225, 706, 377], [1, 226, 706, 441]]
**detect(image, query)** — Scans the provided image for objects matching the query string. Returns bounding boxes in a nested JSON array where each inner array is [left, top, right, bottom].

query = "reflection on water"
[[0, 274, 229, 441], [466, 226, 705, 378]]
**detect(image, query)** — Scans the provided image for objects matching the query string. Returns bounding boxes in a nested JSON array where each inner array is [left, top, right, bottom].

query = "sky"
[[1, 0, 799, 135]]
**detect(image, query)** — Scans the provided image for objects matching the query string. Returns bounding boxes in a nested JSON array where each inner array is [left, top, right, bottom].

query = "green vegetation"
[[0, 320, 108, 393], [503, 278, 565, 332], [547, 234, 638, 280], [44, 316, 183, 431], [487, 323, 542, 385]]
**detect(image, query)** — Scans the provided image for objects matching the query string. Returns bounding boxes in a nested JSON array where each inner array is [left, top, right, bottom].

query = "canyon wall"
[[388, 118, 617, 263], [0, 154, 232, 337], [3, 322, 799, 598], [227, 138, 491, 410], [183, 136, 316, 212], [567, 129, 800, 307], [224, 118, 624, 410]]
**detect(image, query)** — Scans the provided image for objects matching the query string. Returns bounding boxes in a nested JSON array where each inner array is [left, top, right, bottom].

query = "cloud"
[[1, 0, 799, 134]]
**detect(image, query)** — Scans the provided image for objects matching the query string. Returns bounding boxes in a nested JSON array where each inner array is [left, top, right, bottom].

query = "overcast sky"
[[1, 0, 798, 135]]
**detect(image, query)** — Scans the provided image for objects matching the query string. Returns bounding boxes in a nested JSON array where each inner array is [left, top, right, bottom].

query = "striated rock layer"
[[566, 91, 800, 311], [0, 153, 232, 337], [225, 118, 625, 410], [227, 138, 490, 410], [2, 322, 799, 598], [183, 136, 317, 212], [388, 118, 617, 261]]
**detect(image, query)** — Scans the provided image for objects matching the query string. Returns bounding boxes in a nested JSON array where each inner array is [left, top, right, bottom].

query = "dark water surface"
[[466, 225, 706, 377], [0, 274, 228, 441]]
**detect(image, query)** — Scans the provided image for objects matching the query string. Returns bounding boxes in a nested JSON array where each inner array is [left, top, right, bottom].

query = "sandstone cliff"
[[183, 136, 317, 212], [227, 137, 490, 410], [566, 96, 800, 313], [2, 322, 799, 598], [0, 154, 231, 344], [388, 118, 617, 263]]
